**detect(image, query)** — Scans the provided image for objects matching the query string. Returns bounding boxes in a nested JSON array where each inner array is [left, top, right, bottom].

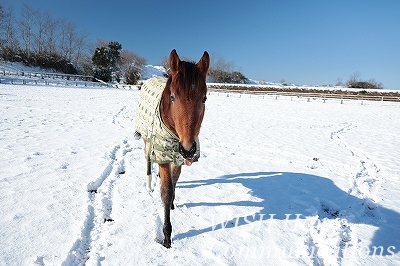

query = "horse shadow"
[[176, 172, 400, 256]]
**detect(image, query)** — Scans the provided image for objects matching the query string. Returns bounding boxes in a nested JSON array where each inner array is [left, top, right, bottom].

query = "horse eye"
[[170, 95, 175, 102], [202, 96, 207, 103]]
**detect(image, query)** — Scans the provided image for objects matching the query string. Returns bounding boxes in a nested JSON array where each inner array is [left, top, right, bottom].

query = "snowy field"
[[1, 84, 400, 266]]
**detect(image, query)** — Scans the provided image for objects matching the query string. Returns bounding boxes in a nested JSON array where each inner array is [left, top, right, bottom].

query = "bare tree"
[[347, 72, 361, 85], [71, 30, 89, 67], [346, 72, 384, 89], [57, 18, 89, 67], [94, 39, 109, 49], [58, 18, 76, 60], [208, 55, 247, 83], [119, 49, 147, 84], [0, 3, 7, 45], [43, 14, 58, 54], [119, 49, 146, 73], [0, 2, 17, 49], [32, 9, 50, 54], [211, 56, 234, 73], [160, 55, 170, 76], [335, 77, 344, 86], [1, 2, 144, 77], [18, 3, 36, 58]]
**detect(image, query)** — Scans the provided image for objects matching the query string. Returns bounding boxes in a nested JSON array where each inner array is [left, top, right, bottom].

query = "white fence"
[[208, 86, 400, 103], [0, 68, 111, 88], [0, 68, 139, 90]]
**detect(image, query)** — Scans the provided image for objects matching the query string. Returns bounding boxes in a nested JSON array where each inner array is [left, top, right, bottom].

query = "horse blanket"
[[135, 77, 200, 165]]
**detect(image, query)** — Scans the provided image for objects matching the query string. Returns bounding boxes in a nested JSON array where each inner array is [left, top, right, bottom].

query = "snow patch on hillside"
[[141, 65, 166, 79]]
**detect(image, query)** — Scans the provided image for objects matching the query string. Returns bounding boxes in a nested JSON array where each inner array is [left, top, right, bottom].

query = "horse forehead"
[[172, 80, 206, 97]]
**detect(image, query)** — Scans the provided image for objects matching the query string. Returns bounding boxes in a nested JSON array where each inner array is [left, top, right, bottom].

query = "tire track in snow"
[[62, 140, 132, 265]]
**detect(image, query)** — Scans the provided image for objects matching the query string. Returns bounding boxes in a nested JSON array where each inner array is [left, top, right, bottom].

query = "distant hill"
[[140, 65, 167, 79]]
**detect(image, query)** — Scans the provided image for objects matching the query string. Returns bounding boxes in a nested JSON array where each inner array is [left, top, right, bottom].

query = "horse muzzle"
[[179, 142, 197, 166]]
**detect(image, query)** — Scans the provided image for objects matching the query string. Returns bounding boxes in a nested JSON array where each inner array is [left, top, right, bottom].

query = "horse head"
[[160, 49, 209, 166]]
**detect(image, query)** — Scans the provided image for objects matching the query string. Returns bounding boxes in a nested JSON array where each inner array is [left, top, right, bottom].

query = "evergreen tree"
[[92, 41, 122, 82], [108, 41, 122, 70]]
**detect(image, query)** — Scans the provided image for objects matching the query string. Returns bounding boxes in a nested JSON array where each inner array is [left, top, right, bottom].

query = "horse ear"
[[169, 49, 180, 74], [197, 51, 210, 77]]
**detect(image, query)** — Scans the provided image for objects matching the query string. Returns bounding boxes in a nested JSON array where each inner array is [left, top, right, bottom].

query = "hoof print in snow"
[[104, 218, 114, 223], [88, 189, 97, 194], [310, 157, 320, 169], [119, 170, 125, 175], [322, 206, 340, 218]]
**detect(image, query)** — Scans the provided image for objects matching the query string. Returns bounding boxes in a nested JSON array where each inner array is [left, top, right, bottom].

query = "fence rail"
[[0, 68, 139, 90], [1, 68, 94, 81], [1, 67, 398, 102], [208, 86, 400, 103], [0, 67, 103, 87], [0, 76, 113, 88]]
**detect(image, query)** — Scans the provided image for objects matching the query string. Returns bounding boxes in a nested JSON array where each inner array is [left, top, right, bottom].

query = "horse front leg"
[[159, 163, 173, 248], [171, 165, 182, 210]]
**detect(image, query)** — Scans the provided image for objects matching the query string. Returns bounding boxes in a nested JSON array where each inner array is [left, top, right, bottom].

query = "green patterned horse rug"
[[135, 77, 200, 166]]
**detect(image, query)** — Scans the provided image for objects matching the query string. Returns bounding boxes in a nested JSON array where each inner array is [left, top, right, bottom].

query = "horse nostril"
[[179, 142, 196, 159]]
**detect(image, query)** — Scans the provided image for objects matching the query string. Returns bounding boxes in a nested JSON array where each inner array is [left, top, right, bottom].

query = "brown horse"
[[135, 49, 209, 248]]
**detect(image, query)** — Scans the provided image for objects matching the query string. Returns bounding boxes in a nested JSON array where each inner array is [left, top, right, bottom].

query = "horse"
[[134, 49, 209, 248]]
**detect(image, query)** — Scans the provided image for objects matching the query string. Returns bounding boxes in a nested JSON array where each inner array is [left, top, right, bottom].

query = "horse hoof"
[[162, 240, 171, 249], [171, 204, 175, 210]]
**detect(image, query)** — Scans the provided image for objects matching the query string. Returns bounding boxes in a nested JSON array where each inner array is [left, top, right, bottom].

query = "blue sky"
[[13, 0, 400, 89]]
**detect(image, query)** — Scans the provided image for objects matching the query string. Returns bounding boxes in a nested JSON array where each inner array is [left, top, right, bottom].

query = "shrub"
[[93, 68, 112, 82], [346, 72, 384, 90], [208, 69, 247, 83], [125, 66, 141, 85], [347, 79, 384, 90]]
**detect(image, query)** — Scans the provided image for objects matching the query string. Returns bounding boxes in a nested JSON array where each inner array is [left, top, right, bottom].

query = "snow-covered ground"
[[1, 83, 400, 266]]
